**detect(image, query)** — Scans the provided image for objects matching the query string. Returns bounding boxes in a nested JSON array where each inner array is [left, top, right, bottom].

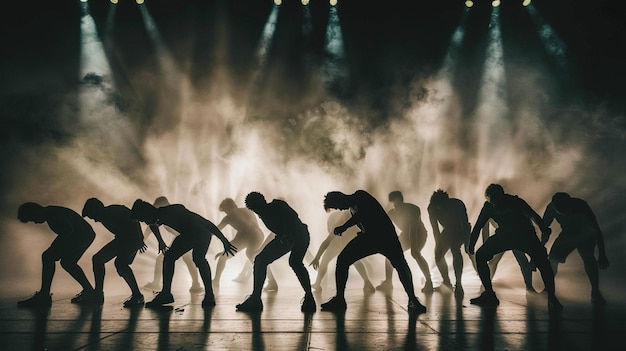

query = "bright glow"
[[526, 4, 568, 68], [110, 0, 118, 4], [522, 0, 532, 6], [322, 6, 347, 86], [136, 0, 144, 4], [301, 0, 310, 5], [330, 0, 338, 6], [274, 0, 282, 6], [80, 0, 88, 3], [492, 0, 501, 6], [465, 0, 474, 7]]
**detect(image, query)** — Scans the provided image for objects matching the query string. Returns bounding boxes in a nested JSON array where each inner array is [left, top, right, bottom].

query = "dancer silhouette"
[[17, 202, 96, 307], [236, 192, 316, 312], [321, 190, 426, 314], [82, 198, 146, 307], [131, 199, 236, 308], [542, 192, 609, 305], [310, 210, 375, 293], [213, 198, 277, 289], [427, 189, 472, 296], [468, 184, 562, 312], [142, 196, 203, 294]]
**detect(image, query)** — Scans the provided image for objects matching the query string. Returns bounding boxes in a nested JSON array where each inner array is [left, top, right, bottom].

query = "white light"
[[492, 0, 501, 7], [110, 0, 118, 4], [274, 0, 282, 5], [465, 0, 474, 7], [80, 0, 88, 3], [136, 0, 144, 4], [301, 0, 310, 5], [330, 0, 338, 6], [522, 0, 532, 6]]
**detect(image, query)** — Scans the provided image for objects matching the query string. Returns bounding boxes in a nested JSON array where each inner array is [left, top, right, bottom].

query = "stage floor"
[[0, 279, 623, 351]]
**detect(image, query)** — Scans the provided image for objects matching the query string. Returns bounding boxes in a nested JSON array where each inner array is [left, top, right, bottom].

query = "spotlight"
[[522, 0, 531, 6], [110, 0, 118, 4], [136, 0, 144, 4], [301, 0, 310, 5], [465, 0, 473, 7], [80, 0, 88, 3], [492, 0, 501, 6], [274, 0, 282, 5], [330, 0, 338, 6]]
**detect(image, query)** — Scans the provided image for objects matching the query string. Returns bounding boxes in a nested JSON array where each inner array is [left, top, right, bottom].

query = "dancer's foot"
[[301, 294, 316, 312], [123, 294, 145, 307], [321, 296, 347, 312], [145, 291, 174, 308], [236, 295, 263, 312], [408, 299, 427, 314], [470, 291, 499, 306], [17, 291, 52, 308]]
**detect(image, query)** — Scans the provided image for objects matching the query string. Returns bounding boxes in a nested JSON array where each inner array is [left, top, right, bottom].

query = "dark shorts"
[[548, 230, 595, 263], [46, 232, 95, 262]]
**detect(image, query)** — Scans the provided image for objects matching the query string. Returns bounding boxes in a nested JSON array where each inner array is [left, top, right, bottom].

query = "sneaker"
[[202, 294, 216, 308], [17, 291, 52, 308], [189, 284, 204, 294], [301, 294, 316, 312], [470, 291, 499, 306], [320, 296, 347, 312], [71, 290, 104, 305], [236, 295, 263, 312], [123, 294, 145, 307], [548, 296, 563, 313], [408, 299, 427, 314], [145, 291, 174, 308]]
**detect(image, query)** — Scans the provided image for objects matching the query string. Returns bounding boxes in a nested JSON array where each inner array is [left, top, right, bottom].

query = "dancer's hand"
[[333, 225, 345, 236], [310, 257, 320, 270], [158, 240, 169, 254], [222, 241, 238, 257], [139, 242, 148, 254], [467, 244, 475, 255]]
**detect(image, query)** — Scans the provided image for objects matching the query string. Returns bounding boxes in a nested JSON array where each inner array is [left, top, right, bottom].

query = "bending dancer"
[[321, 190, 426, 314], [427, 189, 472, 296], [478, 221, 537, 293], [378, 191, 433, 292], [542, 192, 609, 305], [17, 202, 96, 307], [213, 198, 277, 289], [236, 192, 316, 312], [142, 196, 204, 294], [468, 184, 562, 312], [82, 198, 146, 307], [309, 210, 375, 293], [131, 199, 236, 308]]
